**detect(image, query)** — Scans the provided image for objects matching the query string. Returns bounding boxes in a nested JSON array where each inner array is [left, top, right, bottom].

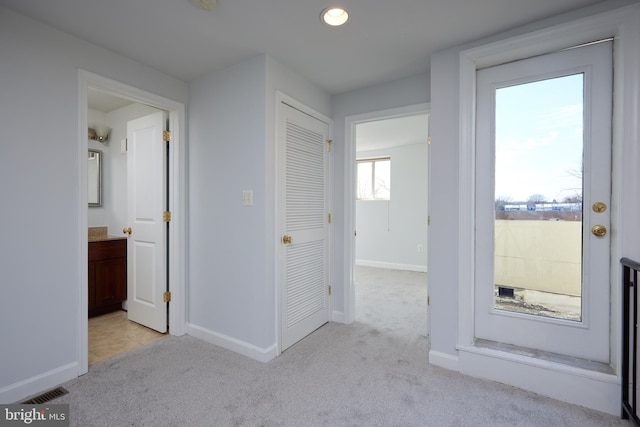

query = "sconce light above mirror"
[[88, 125, 111, 143]]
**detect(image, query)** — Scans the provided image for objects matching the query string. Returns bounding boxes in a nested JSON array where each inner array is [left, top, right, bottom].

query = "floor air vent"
[[21, 387, 68, 404]]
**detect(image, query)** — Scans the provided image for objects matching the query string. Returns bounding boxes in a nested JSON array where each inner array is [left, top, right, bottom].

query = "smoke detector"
[[192, 0, 216, 11]]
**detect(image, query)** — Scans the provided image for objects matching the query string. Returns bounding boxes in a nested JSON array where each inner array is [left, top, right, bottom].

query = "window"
[[493, 74, 584, 322], [356, 157, 390, 200]]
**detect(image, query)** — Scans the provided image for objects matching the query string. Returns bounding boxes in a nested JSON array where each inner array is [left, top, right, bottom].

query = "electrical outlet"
[[417, 244, 424, 252]]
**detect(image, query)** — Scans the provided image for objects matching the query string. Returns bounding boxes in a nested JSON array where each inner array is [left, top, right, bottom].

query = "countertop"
[[89, 235, 127, 242], [88, 226, 128, 242]]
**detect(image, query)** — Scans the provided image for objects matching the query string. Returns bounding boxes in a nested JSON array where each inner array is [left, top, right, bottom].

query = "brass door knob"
[[592, 202, 607, 213], [591, 225, 607, 237], [282, 235, 293, 245], [123, 227, 132, 235]]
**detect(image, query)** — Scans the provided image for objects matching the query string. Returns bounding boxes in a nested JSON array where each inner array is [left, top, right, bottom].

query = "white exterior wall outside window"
[[356, 158, 391, 200]]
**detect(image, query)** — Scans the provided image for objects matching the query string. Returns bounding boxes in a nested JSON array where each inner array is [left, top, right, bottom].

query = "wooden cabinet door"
[[89, 239, 127, 316], [95, 258, 127, 305], [88, 262, 96, 311]]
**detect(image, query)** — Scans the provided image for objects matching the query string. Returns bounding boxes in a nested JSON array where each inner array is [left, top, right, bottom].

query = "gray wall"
[[187, 54, 331, 355], [1, 4, 331, 399], [0, 6, 188, 401], [355, 143, 428, 271], [188, 55, 270, 349]]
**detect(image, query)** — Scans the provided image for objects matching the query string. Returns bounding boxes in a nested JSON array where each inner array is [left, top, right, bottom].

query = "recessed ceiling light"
[[192, 0, 216, 11], [321, 7, 349, 26]]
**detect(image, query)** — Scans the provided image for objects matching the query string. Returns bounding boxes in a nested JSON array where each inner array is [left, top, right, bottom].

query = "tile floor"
[[88, 310, 167, 366]]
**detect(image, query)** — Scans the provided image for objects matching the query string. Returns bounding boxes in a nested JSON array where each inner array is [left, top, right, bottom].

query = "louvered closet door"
[[280, 102, 330, 351]]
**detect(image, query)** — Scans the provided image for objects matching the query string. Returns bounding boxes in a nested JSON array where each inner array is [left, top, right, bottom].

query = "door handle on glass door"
[[592, 202, 607, 213], [591, 225, 607, 237]]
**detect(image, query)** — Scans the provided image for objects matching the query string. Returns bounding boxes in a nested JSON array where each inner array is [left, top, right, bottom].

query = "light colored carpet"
[[355, 265, 428, 339], [54, 267, 628, 426]]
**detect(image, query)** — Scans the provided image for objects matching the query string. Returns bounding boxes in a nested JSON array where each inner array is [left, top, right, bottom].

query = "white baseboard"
[[355, 259, 427, 272], [0, 362, 78, 404], [331, 310, 347, 323], [186, 323, 278, 363], [457, 345, 619, 416], [428, 350, 460, 371]]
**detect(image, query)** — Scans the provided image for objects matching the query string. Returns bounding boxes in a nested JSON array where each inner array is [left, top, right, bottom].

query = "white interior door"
[[279, 102, 330, 351], [126, 111, 168, 333], [474, 41, 612, 362]]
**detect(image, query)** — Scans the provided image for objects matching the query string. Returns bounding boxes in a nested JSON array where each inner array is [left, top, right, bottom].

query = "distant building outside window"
[[356, 157, 390, 200]]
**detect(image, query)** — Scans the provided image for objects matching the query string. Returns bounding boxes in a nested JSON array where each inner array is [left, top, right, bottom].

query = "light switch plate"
[[242, 190, 253, 207]]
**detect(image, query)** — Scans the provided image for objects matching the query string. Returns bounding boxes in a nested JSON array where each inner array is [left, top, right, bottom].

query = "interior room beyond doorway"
[[88, 311, 166, 366], [355, 266, 428, 338], [353, 111, 430, 336], [82, 73, 186, 372]]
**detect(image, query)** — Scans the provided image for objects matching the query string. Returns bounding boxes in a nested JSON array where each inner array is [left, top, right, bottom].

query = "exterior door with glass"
[[474, 41, 612, 362]]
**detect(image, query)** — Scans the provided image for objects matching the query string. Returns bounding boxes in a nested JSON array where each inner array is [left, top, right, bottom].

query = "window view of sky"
[[495, 74, 584, 203]]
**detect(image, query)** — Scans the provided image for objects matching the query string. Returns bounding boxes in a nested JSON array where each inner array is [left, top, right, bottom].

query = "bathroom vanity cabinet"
[[88, 238, 127, 317]]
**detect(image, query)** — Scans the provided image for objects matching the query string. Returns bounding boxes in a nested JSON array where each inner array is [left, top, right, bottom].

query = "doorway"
[[346, 104, 430, 336], [87, 94, 167, 364], [79, 71, 186, 374]]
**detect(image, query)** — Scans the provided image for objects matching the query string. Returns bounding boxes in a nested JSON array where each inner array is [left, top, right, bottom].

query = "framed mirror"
[[88, 149, 102, 207]]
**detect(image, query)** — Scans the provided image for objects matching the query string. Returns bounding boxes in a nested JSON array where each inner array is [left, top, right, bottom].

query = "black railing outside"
[[622, 257, 640, 425]]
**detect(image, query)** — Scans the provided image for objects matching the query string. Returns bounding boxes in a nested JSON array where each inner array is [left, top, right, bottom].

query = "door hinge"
[[328, 213, 332, 224], [428, 135, 431, 145], [328, 285, 332, 296], [163, 291, 171, 303], [428, 216, 430, 226], [163, 211, 172, 222], [327, 139, 332, 152], [163, 130, 172, 142], [427, 296, 430, 306]]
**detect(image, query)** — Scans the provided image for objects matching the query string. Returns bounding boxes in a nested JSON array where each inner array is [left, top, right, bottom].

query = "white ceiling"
[[0, 0, 606, 95], [356, 114, 429, 152], [88, 89, 134, 113]]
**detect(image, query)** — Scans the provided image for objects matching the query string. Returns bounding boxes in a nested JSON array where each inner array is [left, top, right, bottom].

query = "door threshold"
[[457, 340, 618, 415], [473, 339, 613, 375]]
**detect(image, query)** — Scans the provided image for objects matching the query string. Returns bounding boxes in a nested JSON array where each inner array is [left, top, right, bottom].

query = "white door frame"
[[78, 70, 187, 375], [456, 5, 638, 362], [343, 103, 430, 325], [473, 42, 612, 361], [451, 4, 640, 414]]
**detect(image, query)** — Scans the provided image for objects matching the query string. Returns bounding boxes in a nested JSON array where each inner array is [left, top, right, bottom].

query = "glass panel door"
[[474, 41, 612, 362]]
